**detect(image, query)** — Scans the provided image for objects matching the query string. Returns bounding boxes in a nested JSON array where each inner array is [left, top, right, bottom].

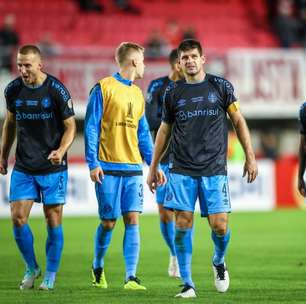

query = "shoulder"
[[4, 77, 23, 99], [47, 74, 71, 102], [299, 102, 306, 118], [207, 73, 234, 94], [147, 76, 168, 92]]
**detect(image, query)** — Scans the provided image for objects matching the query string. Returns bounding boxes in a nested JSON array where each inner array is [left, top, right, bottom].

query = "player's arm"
[[84, 84, 104, 183], [145, 80, 161, 133], [147, 121, 171, 192], [227, 106, 258, 183], [138, 115, 154, 165], [0, 110, 16, 175], [48, 116, 76, 165], [298, 134, 306, 196]]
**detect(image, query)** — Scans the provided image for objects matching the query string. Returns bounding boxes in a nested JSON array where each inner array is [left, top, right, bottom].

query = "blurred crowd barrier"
[[0, 48, 305, 119], [1, 158, 304, 217]]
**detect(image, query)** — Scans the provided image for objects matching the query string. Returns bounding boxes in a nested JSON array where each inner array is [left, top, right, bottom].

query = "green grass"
[[0, 210, 306, 303]]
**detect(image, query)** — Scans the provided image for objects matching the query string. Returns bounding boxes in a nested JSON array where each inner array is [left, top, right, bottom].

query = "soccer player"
[[147, 39, 258, 298], [85, 42, 164, 290], [298, 102, 306, 196], [0, 45, 76, 290], [145, 49, 183, 278]]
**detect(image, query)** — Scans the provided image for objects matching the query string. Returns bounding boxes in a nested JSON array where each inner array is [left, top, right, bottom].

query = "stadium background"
[[0, 1, 305, 303]]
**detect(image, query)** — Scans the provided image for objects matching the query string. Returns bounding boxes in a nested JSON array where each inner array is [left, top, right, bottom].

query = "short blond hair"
[[18, 45, 42, 58], [115, 42, 144, 65]]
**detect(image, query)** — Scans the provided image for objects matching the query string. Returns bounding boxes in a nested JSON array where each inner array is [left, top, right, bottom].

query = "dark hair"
[[178, 39, 202, 56], [18, 45, 42, 57], [168, 49, 178, 65]]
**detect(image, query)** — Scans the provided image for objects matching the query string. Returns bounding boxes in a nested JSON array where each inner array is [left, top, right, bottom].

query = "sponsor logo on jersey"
[[191, 96, 204, 103], [16, 111, 53, 121], [177, 99, 187, 107], [176, 109, 219, 121], [26, 100, 39, 106], [15, 99, 23, 107]]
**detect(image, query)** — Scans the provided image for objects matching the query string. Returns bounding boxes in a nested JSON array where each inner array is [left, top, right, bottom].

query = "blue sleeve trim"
[[84, 84, 103, 170]]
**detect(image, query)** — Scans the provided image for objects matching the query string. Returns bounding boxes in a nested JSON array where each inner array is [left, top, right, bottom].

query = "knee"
[[212, 224, 228, 236], [11, 213, 27, 227], [102, 220, 116, 230], [176, 216, 193, 229]]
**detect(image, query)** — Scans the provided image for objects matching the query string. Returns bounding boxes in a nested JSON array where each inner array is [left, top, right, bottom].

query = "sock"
[[160, 221, 176, 256], [123, 224, 140, 281], [211, 229, 231, 265], [46, 225, 64, 272], [13, 224, 38, 270], [175, 227, 194, 288], [93, 224, 113, 269]]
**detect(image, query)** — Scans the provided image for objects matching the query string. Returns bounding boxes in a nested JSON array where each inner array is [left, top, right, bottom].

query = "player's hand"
[[147, 168, 167, 193], [243, 158, 258, 183], [90, 167, 104, 184], [0, 158, 8, 175], [298, 178, 306, 197], [48, 149, 64, 165]]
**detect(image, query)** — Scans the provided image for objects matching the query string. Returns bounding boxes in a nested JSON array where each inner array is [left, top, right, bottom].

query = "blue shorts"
[[164, 173, 231, 217], [95, 175, 143, 220], [156, 163, 170, 204], [9, 169, 68, 205]]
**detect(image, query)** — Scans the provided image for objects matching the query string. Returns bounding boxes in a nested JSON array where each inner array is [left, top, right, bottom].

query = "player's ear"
[[131, 58, 137, 68], [201, 55, 206, 64]]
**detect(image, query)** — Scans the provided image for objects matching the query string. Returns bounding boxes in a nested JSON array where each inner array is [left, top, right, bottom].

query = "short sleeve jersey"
[[299, 102, 306, 134], [145, 76, 172, 164], [4, 74, 75, 174], [162, 73, 237, 176]]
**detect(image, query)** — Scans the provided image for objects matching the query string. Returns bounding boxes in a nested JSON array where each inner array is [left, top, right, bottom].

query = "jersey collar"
[[113, 72, 132, 86]]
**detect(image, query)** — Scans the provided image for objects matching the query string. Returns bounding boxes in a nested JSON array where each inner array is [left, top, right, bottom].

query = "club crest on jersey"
[[208, 92, 218, 103], [126, 102, 134, 119], [41, 97, 51, 108], [15, 99, 23, 107]]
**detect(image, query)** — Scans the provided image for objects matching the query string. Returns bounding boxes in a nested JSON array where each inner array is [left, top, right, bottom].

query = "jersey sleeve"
[[299, 103, 306, 134], [145, 80, 162, 131], [4, 79, 21, 113], [222, 79, 237, 109], [137, 114, 153, 165], [51, 80, 75, 120], [162, 85, 175, 124], [84, 84, 103, 170]]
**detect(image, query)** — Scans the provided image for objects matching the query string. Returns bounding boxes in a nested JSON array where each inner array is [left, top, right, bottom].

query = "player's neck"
[[34, 72, 47, 86], [185, 70, 206, 84], [119, 69, 135, 82], [168, 71, 180, 82]]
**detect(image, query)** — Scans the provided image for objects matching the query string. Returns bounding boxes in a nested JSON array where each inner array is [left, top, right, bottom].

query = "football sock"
[[211, 229, 231, 265], [175, 227, 194, 288], [123, 224, 140, 281], [13, 224, 38, 269], [44, 271, 56, 283], [93, 224, 113, 269], [160, 221, 176, 256], [46, 225, 64, 272]]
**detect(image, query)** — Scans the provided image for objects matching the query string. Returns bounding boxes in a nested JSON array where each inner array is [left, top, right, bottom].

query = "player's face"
[[179, 48, 205, 77], [135, 51, 145, 79], [17, 53, 42, 85]]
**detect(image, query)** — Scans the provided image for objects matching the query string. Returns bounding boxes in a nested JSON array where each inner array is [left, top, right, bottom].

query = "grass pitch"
[[0, 210, 305, 304]]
